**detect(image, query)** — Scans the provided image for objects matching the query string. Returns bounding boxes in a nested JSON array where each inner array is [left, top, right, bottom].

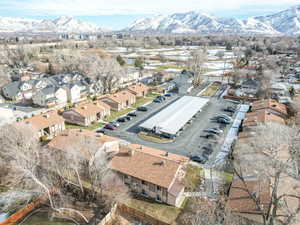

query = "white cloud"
[[4, 0, 300, 16]]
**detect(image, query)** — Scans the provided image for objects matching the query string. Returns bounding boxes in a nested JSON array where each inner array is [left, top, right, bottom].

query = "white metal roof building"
[[140, 96, 209, 137]]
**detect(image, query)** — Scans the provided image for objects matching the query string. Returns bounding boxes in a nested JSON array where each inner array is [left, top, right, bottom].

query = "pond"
[[21, 212, 75, 225]]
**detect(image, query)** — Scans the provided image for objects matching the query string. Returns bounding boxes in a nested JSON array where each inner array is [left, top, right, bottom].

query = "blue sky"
[[0, 0, 299, 29]]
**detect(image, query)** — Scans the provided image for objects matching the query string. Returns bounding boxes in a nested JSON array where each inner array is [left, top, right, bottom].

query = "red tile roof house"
[[20, 111, 65, 139], [111, 144, 189, 207], [100, 91, 136, 111], [127, 83, 150, 97], [62, 101, 110, 127]]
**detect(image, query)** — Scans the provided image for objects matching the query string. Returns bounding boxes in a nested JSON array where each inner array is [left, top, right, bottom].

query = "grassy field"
[[185, 165, 203, 191], [65, 122, 105, 131], [156, 64, 184, 71], [125, 199, 181, 225], [199, 83, 221, 97], [138, 132, 172, 144], [132, 97, 153, 108]]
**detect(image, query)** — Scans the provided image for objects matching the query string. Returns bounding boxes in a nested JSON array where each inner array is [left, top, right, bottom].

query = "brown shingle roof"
[[252, 99, 287, 116], [227, 177, 271, 214], [106, 90, 135, 103], [22, 111, 64, 130], [127, 83, 149, 95], [243, 109, 285, 127], [48, 129, 120, 151], [71, 102, 108, 117], [111, 144, 189, 189]]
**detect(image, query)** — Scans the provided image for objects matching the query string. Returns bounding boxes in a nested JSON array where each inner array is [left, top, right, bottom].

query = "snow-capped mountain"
[[255, 5, 300, 35], [126, 5, 300, 35], [0, 16, 107, 33]]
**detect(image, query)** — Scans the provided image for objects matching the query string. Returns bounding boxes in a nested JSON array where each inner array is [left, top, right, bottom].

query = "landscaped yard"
[[185, 165, 203, 191], [132, 97, 153, 108], [65, 122, 106, 131], [138, 132, 172, 144], [125, 198, 181, 225], [198, 82, 221, 97], [147, 92, 161, 98]]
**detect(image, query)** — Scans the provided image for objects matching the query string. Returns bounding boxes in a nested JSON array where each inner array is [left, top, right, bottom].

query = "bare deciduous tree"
[[188, 48, 208, 87], [234, 123, 300, 225]]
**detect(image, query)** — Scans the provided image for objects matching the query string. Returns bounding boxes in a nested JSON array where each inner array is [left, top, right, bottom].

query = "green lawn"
[[147, 92, 161, 98], [125, 199, 181, 225], [199, 83, 221, 97], [106, 108, 134, 122], [185, 165, 203, 191], [138, 132, 172, 143], [65, 122, 106, 131], [132, 97, 153, 108]]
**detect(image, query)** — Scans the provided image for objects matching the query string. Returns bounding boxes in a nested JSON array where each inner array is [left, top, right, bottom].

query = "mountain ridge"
[[126, 5, 300, 35], [0, 16, 108, 33]]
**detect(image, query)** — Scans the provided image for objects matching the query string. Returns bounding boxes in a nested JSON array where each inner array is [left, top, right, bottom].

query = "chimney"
[[128, 148, 135, 156], [43, 114, 50, 119], [165, 152, 169, 157], [139, 145, 143, 150]]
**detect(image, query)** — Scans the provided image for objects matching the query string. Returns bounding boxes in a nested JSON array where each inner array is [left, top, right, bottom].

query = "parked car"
[[128, 112, 137, 117], [104, 124, 117, 130], [190, 155, 208, 164], [211, 127, 224, 133], [224, 106, 235, 113], [219, 114, 232, 121], [137, 106, 148, 112], [117, 117, 127, 123], [201, 133, 218, 139], [157, 95, 166, 101], [153, 98, 163, 103], [164, 93, 172, 97], [217, 118, 231, 124], [203, 128, 222, 135], [125, 116, 132, 121], [211, 115, 231, 122], [109, 121, 120, 127], [96, 129, 105, 134]]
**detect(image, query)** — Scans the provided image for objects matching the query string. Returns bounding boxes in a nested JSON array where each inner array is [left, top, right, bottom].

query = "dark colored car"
[[217, 118, 231, 124], [164, 93, 172, 97], [104, 124, 117, 130], [201, 133, 218, 139], [153, 98, 163, 103], [224, 106, 235, 113], [117, 117, 127, 122], [125, 116, 132, 121], [128, 112, 137, 117], [96, 129, 105, 134], [203, 128, 221, 135], [190, 155, 208, 164], [137, 106, 148, 112]]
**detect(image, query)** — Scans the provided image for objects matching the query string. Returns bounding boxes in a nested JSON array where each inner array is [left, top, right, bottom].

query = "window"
[[156, 195, 161, 202], [142, 189, 147, 196], [141, 180, 147, 185], [149, 183, 155, 192], [157, 186, 161, 191]]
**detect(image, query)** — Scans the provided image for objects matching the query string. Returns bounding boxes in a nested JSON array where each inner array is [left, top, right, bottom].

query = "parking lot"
[[102, 92, 237, 165]]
